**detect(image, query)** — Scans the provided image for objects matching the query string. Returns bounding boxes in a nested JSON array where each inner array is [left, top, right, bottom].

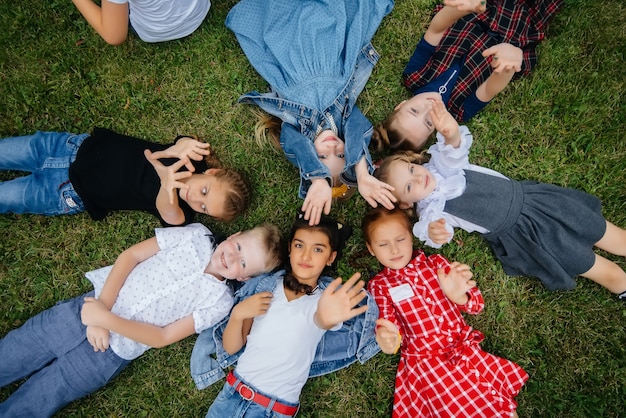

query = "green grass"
[[1, 0, 625, 416]]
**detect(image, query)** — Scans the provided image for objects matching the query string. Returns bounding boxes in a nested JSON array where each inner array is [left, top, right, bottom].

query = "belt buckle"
[[237, 383, 255, 401]]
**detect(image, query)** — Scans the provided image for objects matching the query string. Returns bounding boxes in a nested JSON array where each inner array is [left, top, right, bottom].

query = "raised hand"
[[302, 178, 333, 226], [437, 262, 476, 305], [429, 96, 460, 143], [315, 273, 369, 330], [145, 150, 193, 204], [357, 173, 397, 210], [149, 137, 211, 172], [482, 43, 523, 74]]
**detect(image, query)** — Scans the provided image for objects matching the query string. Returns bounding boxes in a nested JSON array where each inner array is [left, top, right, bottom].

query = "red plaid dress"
[[368, 251, 528, 418], [404, 0, 564, 121]]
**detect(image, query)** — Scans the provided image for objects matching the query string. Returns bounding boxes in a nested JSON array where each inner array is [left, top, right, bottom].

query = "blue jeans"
[[0, 131, 89, 215], [0, 293, 130, 417], [206, 372, 298, 418]]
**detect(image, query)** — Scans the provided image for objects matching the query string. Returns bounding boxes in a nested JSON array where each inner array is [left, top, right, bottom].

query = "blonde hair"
[[252, 108, 282, 150], [245, 223, 284, 271]]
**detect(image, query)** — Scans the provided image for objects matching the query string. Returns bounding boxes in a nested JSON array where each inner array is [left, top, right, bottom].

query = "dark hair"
[[361, 206, 412, 245], [284, 211, 352, 295]]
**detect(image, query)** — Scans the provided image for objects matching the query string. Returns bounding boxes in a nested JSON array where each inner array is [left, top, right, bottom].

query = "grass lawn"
[[1, 0, 624, 416]]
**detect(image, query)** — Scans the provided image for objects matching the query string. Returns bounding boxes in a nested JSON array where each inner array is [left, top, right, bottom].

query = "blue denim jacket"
[[190, 269, 380, 390], [239, 44, 379, 198]]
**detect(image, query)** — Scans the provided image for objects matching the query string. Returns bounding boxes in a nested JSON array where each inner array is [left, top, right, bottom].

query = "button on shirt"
[[86, 223, 234, 360]]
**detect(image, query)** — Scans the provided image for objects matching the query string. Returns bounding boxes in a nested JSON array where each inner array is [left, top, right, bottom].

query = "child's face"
[[289, 228, 337, 285], [206, 231, 269, 281], [393, 92, 439, 151], [314, 130, 345, 181], [366, 217, 413, 270], [387, 160, 437, 205], [179, 169, 227, 219]]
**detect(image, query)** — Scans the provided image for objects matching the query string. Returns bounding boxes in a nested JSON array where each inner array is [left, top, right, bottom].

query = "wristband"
[[393, 331, 402, 354]]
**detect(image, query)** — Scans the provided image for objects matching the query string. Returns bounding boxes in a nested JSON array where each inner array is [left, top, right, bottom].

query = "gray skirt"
[[482, 181, 606, 291]]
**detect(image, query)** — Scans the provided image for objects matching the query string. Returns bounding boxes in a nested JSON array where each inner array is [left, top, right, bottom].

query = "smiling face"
[[205, 231, 270, 281], [314, 129, 346, 182], [289, 228, 337, 287], [393, 92, 440, 151], [386, 159, 437, 206], [366, 215, 413, 270], [178, 169, 228, 219]]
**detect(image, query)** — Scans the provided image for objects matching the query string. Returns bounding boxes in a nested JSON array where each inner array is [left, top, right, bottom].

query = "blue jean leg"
[[0, 131, 88, 215], [0, 294, 130, 417]]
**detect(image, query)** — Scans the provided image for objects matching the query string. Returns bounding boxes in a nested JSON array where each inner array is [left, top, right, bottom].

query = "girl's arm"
[[430, 97, 461, 147], [147, 137, 212, 172], [81, 300, 197, 348], [301, 179, 333, 226], [476, 43, 524, 102], [375, 318, 401, 355], [98, 237, 161, 310], [72, 0, 129, 46], [222, 292, 273, 354], [424, 0, 487, 46], [355, 158, 397, 210], [145, 152, 192, 226]]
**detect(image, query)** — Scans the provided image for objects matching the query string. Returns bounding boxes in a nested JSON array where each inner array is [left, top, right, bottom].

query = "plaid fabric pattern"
[[368, 251, 528, 418], [404, 0, 564, 120]]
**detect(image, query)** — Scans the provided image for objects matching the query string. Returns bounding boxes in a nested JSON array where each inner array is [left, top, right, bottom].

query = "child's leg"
[[0, 132, 88, 215], [595, 221, 626, 257], [580, 254, 626, 295], [0, 337, 129, 417]]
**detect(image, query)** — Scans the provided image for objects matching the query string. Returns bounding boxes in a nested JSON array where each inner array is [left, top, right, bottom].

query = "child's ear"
[[226, 231, 242, 240], [394, 100, 407, 111], [398, 202, 412, 210], [365, 242, 375, 256], [326, 250, 338, 266], [203, 168, 222, 175]]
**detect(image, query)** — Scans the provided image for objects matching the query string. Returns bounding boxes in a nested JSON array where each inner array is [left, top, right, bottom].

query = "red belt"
[[226, 371, 299, 416]]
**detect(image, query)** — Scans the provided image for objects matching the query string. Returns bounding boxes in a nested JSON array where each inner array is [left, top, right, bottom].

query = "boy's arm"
[[222, 292, 273, 354], [424, 0, 486, 46], [81, 300, 196, 348], [98, 237, 161, 310], [72, 0, 129, 46], [476, 43, 524, 102]]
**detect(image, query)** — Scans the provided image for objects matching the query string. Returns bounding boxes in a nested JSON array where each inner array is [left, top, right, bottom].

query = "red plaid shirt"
[[404, 0, 564, 121], [368, 251, 528, 418]]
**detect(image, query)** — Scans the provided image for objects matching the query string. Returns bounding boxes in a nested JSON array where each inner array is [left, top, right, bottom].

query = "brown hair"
[[211, 168, 252, 222], [373, 150, 429, 191], [245, 223, 284, 272], [371, 109, 434, 153], [361, 206, 412, 245]]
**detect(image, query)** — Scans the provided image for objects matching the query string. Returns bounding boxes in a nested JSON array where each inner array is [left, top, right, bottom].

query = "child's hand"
[[145, 150, 193, 205], [315, 273, 369, 330], [437, 262, 476, 305], [444, 0, 486, 13], [429, 97, 460, 145], [302, 178, 333, 226], [375, 318, 401, 355], [231, 292, 273, 320], [482, 43, 523, 74], [86, 325, 110, 352], [428, 218, 452, 244], [81, 297, 109, 327], [357, 173, 397, 210], [149, 137, 211, 172]]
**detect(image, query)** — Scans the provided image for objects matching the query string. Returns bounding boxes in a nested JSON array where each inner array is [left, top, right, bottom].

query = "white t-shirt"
[[86, 223, 233, 360], [106, 0, 211, 42], [235, 279, 340, 403]]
